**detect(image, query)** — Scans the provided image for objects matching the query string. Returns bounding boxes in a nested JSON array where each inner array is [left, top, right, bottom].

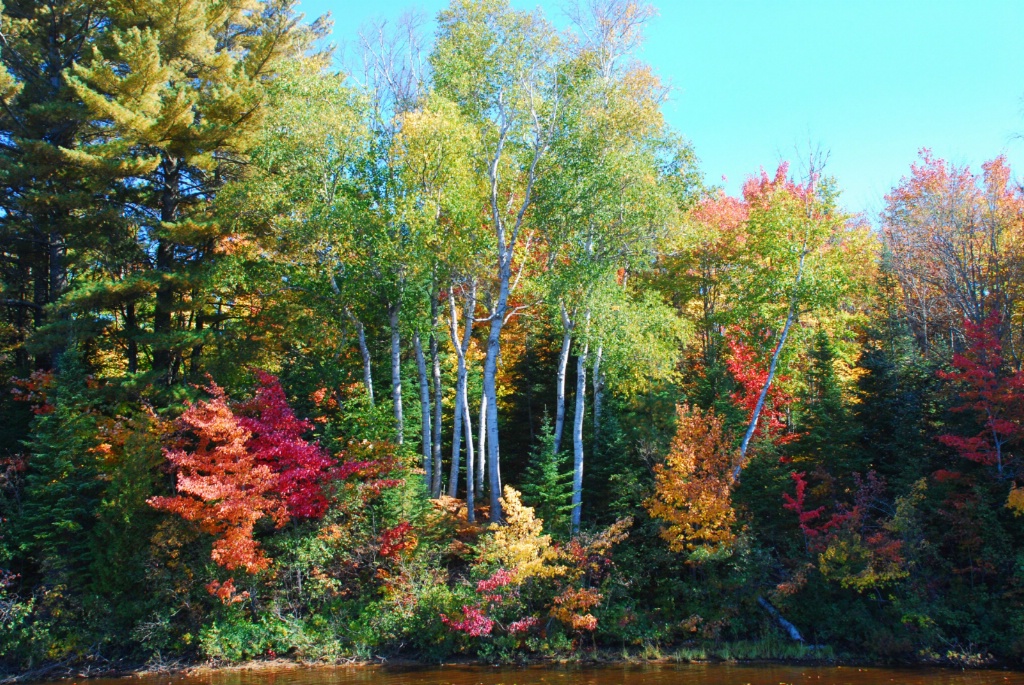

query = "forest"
[[2, 0, 1024, 673]]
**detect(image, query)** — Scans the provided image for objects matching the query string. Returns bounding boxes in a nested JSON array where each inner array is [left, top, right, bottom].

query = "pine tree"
[[0, 0, 109, 370], [63, 0, 330, 383], [520, 413, 574, 537], [796, 331, 863, 474]]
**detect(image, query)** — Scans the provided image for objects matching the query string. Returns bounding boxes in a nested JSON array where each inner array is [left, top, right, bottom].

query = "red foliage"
[[742, 161, 819, 215], [236, 371, 336, 519], [150, 373, 344, 577], [507, 616, 540, 634], [725, 334, 797, 446], [440, 605, 494, 636], [148, 380, 289, 574], [476, 568, 515, 594], [10, 370, 56, 415], [937, 313, 1024, 474], [379, 522, 417, 559], [782, 472, 827, 538]]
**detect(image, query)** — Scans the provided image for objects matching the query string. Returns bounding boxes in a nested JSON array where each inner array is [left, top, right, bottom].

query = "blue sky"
[[296, 0, 1024, 217]]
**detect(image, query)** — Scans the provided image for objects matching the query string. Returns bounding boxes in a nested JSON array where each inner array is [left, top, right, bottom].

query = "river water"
[[42, 664, 1024, 685]]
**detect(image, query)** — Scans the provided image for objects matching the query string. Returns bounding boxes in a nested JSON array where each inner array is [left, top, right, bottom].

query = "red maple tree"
[[725, 334, 797, 446], [937, 313, 1024, 476], [236, 370, 336, 519], [150, 373, 339, 576]]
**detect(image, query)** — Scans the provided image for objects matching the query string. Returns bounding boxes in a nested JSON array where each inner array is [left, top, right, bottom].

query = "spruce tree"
[[520, 413, 574, 538], [16, 350, 101, 586]]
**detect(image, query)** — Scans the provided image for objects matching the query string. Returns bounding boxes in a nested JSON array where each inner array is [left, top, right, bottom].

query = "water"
[[43, 664, 1024, 685]]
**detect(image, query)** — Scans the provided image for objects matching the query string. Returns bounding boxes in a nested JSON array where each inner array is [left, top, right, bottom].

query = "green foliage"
[[520, 415, 574, 538], [17, 352, 102, 584]]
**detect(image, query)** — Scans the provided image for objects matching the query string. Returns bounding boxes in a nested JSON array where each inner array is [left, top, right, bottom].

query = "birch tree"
[[534, 0, 677, 531], [394, 93, 485, 497], [432, 0, 562, 522], [729, 163, 860, 479]]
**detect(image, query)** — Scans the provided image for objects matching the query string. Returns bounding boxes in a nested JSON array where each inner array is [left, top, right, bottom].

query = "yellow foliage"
[[479, 486, 567, 581], [1007, 486, 1024, 516], [817, 532, 909, 592], [645, 404, 737, 554]]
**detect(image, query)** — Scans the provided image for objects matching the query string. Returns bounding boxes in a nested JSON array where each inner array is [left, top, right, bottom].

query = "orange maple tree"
[[645, 404, 737, 553], [148, 380, 288, 574]]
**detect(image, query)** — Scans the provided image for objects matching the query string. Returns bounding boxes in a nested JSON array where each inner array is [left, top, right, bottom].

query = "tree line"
[[2, 0, 1024, 669]]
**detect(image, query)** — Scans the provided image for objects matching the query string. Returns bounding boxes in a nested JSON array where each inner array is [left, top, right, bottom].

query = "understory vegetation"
[[2, 0, 1024, 673]]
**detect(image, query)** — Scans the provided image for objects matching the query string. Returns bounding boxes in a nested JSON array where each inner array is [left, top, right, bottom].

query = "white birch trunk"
[[447, 282, 476, 499], [429, 295, 443, 497], [413, 332, 431, 489], [477, 392, 487, 498], [464, 392, 475, 521], [592, 343, 604, 441], [356, 320, 374, 405], [733, 248, 807, 481], [388, 304, 403, 445], [450, 380, 464, 497], [553, 302, 574, 455], [571, 327, 590, 534], [758, 596, 804, 642]]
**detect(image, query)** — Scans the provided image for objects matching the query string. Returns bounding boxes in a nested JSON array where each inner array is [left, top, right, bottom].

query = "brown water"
[[45, 664, 1024, 685]]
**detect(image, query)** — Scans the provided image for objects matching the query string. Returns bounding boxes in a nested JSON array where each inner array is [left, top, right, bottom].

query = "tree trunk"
[[430, 295, 443, 497], [464, 393, 475, 522], [448, 282, 476, 500], [571, 312, 591, 534], [356, 319, 374, 404], [47, 231, 66, 362], [32, 249, 48, 369], [554, 302, 574, 455], [482, 252, 516, 522], [477, 391, 487, 498], [733, 248, 806, 481], [758, 596, 804, 642], [592, 343, 604, 442], [388, 303, 404, 444], [153, 157, 180, 383], [414, 332, 431, 489], [450, 379, 464, 498], [125, 301, 138, 373]]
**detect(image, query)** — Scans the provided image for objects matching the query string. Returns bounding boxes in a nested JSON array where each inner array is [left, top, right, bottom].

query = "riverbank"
[[3, 643, 1014, 685]]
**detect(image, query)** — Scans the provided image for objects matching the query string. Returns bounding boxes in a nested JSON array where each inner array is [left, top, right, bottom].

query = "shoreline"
[[4, 649, 1021, 685]]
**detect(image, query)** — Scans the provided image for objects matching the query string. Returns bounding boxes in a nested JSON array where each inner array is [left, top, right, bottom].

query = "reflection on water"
[[40, 663, 1024, 685]]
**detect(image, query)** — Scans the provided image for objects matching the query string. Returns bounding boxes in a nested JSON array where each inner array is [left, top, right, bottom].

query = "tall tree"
[[64, 0, 329, 384], [0, 0, 106, 369], [432, 0, 562, 522]]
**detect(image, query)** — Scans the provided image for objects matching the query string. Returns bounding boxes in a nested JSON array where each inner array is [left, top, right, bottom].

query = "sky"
[[296, 0, 1024, 218]]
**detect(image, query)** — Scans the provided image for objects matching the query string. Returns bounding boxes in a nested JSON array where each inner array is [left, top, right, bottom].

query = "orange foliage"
[[645, 404, 737, 553], [550, 587, 602, 632], [148, 381, 288, 574]]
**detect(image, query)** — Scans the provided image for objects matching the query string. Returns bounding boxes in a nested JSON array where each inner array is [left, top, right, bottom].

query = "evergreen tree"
[[16, 350, 101, 585], [520, 413, 574, 537], [795, 330, 864, 475], [0, 0, 108, 370], [63, 0, 330, 383]]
